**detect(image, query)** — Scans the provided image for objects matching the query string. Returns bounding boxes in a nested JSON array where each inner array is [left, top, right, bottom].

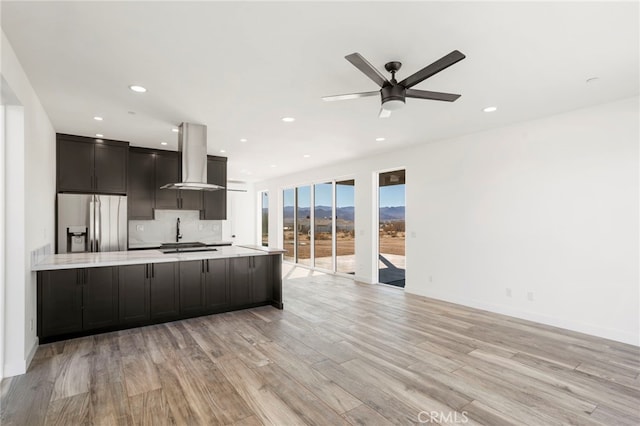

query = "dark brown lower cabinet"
[[229, 256, 272, 305], [150, 262, 180, 320], [83, 267, 119, 330], [38, 266, 118, 338], [38, 255, 281, 342], [119, 264, 150, 324], [38, 269, 83, 337], [179, 261, 206, 315], [205, 258, 228, 311]]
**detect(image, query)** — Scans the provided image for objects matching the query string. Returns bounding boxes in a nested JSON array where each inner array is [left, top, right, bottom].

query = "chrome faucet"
[[176, 218, 183, 242]]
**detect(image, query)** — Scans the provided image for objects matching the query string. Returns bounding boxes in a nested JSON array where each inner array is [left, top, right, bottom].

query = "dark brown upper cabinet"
[[57, 134, 129, 195], [202, 156, 227, 220], [128, 148, 156, 219], [128, 147, 226, 218]]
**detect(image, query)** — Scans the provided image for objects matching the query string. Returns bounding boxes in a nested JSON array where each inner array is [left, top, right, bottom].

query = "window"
[[283, 188, 295, 261], [261, 191, 269, 247]]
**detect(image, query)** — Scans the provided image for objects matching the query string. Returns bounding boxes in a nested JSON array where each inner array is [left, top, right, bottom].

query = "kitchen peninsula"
[[33, 245, 284, 342]]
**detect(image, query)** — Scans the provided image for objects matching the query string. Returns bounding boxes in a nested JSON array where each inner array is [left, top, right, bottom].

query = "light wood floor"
[[2, 266, 639, 425]]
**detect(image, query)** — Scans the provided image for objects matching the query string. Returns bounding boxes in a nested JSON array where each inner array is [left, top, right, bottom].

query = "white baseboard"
[[3, 337, 38, 378]]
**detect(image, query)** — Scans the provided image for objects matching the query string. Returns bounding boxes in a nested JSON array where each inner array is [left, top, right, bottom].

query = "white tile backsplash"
[[129, 210, 223, 247]]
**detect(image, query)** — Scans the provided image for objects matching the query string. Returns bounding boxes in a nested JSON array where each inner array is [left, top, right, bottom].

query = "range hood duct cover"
[[160, 122, 225, 191]]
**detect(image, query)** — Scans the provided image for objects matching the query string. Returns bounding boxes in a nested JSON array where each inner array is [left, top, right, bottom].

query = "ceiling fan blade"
[[406, 89, 461, 102], [399, 50, 466, 89], [379, 108, 392, 119], [322, 91, 380, 102], [345, 53, 389, 87]]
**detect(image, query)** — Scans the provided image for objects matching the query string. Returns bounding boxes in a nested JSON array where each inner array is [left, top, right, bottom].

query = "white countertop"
[[32, 245, 285, 271]]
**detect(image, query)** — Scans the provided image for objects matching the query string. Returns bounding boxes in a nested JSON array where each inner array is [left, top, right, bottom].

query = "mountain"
[[283, 205, 404, 221]]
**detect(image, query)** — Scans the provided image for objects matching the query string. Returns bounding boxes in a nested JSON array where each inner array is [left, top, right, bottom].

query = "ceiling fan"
[[322, 50, 466, 118]]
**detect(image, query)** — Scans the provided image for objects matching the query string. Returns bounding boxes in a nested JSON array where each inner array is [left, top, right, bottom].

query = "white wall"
[[1, 30, 56, 377], [256, 96, 639, 346]]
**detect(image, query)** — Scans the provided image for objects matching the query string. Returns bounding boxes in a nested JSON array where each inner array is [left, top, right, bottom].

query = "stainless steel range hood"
[[160, 122, 225, 191]]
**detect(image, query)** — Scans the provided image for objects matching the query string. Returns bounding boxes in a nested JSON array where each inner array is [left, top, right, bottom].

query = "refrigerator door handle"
[[89, 195, 95, 252]]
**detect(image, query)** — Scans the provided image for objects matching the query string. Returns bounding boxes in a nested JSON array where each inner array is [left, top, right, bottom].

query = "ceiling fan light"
[[382, 98, 405, 111]]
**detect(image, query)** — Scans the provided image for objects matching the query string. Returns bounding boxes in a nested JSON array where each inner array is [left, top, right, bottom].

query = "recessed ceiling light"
[[220, 149, 226, 153], [586, 77, 599, 84], [375, 137, 385, 142], [270, 164, 277, 168], [282, 117, 295, 123], [161, 142, 168, 146], [129, 85, 147, 93], [483, 106, 497, 113], [240, 138, 247, 142], [93, 116, 103, 121], [303, 154, 311, 158], [95, 133, 104, 138], [171, 128, 179, 133]]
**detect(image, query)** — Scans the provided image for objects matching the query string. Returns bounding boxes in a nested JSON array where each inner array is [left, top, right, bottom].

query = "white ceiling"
[[1, 1, 638, 182]]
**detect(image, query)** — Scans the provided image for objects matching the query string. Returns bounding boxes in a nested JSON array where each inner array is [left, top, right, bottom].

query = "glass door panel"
[[378, 170, 405, 287], [314, 182, 333, 270], [261, 192, 269, 247], [283, 189, 295, 261], [296, 186, 311, 266], [335, 179, 355, 274]]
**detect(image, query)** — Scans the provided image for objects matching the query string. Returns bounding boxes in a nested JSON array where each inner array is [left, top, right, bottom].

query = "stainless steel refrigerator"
[[57, 193, 127, 254]]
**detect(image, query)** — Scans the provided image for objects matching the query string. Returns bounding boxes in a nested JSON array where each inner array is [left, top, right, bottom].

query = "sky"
[[283, 183, 405, 208]]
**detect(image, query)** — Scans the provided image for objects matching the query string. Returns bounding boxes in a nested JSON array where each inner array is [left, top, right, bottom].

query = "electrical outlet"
[[527, 292, 534, 301], [198, 224, 204, 231], [429, 276, 433, 283], [136, 225, 144, 232], [30, 318, 34, 331], [411, 231, 417, 238], [506, 288, 512, 297]]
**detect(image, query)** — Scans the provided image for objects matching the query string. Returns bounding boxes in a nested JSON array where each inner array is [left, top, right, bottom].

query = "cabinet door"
[[150, 262, 180, 320], [179, 261, 206, 315], [128, 150, 156, 219], [83, 267, 119, 330], [155, 152, 180, 209], [57, 138, 94, 192], [119, 264, 150, 324], [39, 269, 83, 338], [205, 258, 228, 311], [229, 257, 251, 306], [94, 143, 128, 194], [251, 256, 272, 303], [202, 157, 227, 220]]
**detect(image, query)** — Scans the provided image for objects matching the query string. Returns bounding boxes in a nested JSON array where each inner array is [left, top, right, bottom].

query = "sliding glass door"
[[314, 182, 333, 270], [282, 179, 355, 276], [296, 186, 312, 266], [378, 170, 405, 287], [336, 179, 355, 274], [261, 192, 269, 246], [283, 188, 295, 261]]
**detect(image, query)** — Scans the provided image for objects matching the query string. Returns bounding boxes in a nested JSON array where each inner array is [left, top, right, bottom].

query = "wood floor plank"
[[215, 356, 307, 425], [343, 404, 395, 426], [121, 353, 162, 397], [45, 392, 91, 425], [128, 388, 175, 426], [257, 341, 361, 414]]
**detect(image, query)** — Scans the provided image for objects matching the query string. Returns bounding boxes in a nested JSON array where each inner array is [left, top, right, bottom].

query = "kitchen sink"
[[160, 247, 218, 254]]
